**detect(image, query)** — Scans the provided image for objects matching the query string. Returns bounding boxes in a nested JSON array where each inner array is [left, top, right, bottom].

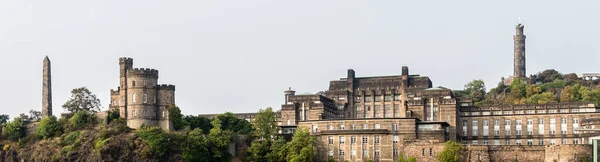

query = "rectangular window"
[[573, 139, 579, 144], [355, 105, 362, 111], [494, 140, 500, 145], [328, 125, 334, 130], [429, 148, 433, 156], [562, 138, 567, 144], [374, 124, 381, 129], [351, 149, 356, 157], [351, 136, 356, 144], [550, 139, 556, 145], [362, 149, 368, 158], [362, 136, 368, 144], [392, 123, 398, 131], [472, 140, 478, 145], [573, 118, 580, 134], [394, 95, 401, 101], [363, 124, 368, 129], [539, 118, 545, 135], [339, 124, 345, 130], [339, 136, 345, 144], [384, 95, 392, 101], [339, 149, 345, 156], [538, 139, 544, 145], [365, 96, 372, 102], [375, 149, 380, 156], [505, 139, 511, 145], [375, 135, 380, 144], [374, 96, 382, 102], [393, 148, 398, 156], [393, 135, 398, 143], [472, 120, 479, 136], [351, 124, 356, 130], [483, 140, 489, 145], [143, 94, 148, 103], [422, 148, 425, 156], [527, 139, 533, 145], [516, 139, 522, 145], [328, 136, 333, 144]]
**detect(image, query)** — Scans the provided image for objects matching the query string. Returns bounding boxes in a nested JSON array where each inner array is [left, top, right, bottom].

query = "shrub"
[[107, 109, 120, 123], [137, 126, 171, 158], [59, 131, 82, 147], [5, 117, 25, 141], [3, 144, 9, 151], [69, 111, 92, 129], [437, 140, 463, 162], [94, 138, 109, 150], [36, 116, 62, 139], [408, 157, 416, 162], [169, 105, 186, 130]]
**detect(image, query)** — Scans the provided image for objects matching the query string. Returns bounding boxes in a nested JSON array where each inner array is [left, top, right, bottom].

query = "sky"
[[1, 1, 599, 119]]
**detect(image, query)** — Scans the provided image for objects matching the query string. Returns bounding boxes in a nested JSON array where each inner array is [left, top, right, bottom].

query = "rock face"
[[42, 56, 52, 117]]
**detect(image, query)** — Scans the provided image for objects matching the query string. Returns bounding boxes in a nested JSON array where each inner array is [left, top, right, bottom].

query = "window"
[[132, 80, 136, 87], [572, 109, 579, 113], [538, 118, 545, 135], [573, 139, 579, 144], [393, 148, 399, 156], [505, 139, 511, 145], [392, 123, 398, 131], [550, 118, 556, 134], [339, 149, 345, 156], [351, 136, 356, 144], [483, 140, 489, 145], [362, 149, 368, 158], [561, 138, 567, 145], [154, 94, 157, 104], [472, 140, 478, 145], [328, 136, 333, 144], [351, 149, 356, 157], [394, 95, 401, 101], [143, 94, 148, 103], [561, 118, 567, 124], [351, 124, 356, 130], [328, 150, 333, 157], [550, 139, 556, 145], [538, 139, 544, 145], [472, 120, 479, 136], [422, 148, 425, 156], [132, 110, 136, 117], [516, 139, 522, 145], [312, 125, 318, 133], [362, 136, 368, 144], [339, 124, 345, 130], [375, 135, 380, 144], [494, 140, 500, 145], [384, 95, 392, 101], [363, 124, 368, 129], [393, 135, 398, 143], [366, 105, 371, 111], [132, 93, 137, 103], [429, 148, 433, 156], [560, 109, 568, 113], [355, 105, 362, 111], [328, 125, 334, 130], [484, 120, 489, 126], [375, 149, 380, 156], [527, 139, 533, 145], [374, 95, 382, 102], [339, 136, 345, 144], [365, 96, 372, 102], [573, 118, 580, 134], [374, 124, 381, 129]]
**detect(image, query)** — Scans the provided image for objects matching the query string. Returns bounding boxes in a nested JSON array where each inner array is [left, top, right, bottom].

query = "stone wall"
[[460, 145, 592, 162]]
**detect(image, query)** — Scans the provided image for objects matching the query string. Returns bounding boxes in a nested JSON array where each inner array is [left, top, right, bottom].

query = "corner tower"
[[514, 23, 526, 78], [42, 56, 52, 117]]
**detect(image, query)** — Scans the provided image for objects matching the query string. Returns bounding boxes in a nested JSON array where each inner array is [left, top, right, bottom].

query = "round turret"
[[126, 68, 160, 128]]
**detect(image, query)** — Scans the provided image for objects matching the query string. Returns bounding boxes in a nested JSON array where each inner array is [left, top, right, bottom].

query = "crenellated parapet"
[[110, 87, 120, 96], [157, 84, 175, 91], [127, 68, 159, 78]]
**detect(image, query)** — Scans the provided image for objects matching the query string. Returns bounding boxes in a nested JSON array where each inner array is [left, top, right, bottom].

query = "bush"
[[5, 117, 25, 141], [36, 116, 62, 139], [94, 138, 109, 150], [107, 109, 120, 123], [437, 140, 463, 162], [137, 126, 171, 158], [69, 111, 93, 129], [59, 131, 82, 147], [408, 157, 416, 162], [169, 105, 186, 130]]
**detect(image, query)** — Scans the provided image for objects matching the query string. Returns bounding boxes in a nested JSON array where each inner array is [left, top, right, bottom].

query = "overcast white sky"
[[1, 1, 599, 119]]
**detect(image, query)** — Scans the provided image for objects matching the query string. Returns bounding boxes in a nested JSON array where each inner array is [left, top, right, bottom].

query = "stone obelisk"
[[42, 56, 52, 117]]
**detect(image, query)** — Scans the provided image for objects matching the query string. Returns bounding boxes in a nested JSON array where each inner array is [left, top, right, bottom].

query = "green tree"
[[246, 108, 280, 161], [62, 87, 101, 113], [464, 79, 486, 103], [525, 84, 542, 98], [69, 110, 93, 129], [137, 126, 170, 158], [184, 115, 212, 133], [536, 69, 563, 83], [5, 117, 26, 141], [526, 92, 556, 104], [217, 112, 253, 135], [285, 128, 316, 162], [507, 78, 527, 104], [0, 114, 9, 125], [437, 140, 462, 162], [407, 157, 416, 162], [560, 84, 587, 102], [169, 104, 186, 130], [36, 115, 62, 139], [182, 128, 210, 162], [266, 138, 287, 162], [208, 117, 233, 159]]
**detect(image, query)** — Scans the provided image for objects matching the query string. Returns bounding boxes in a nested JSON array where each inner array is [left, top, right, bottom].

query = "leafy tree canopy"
[[62, 87, 101, 113]]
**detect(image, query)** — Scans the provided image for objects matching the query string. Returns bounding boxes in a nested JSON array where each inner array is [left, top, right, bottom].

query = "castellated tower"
[[42, 56, 52, 117], [110, 57, 175, 131], [514, 23, 526, 78]]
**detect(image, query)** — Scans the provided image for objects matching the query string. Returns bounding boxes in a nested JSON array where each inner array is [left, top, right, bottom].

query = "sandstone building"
[[276, 23, 598, 162], [109, 57, 175, 131]]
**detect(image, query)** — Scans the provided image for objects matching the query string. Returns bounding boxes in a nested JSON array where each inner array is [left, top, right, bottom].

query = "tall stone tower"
[[42, 56, 52, 117], [513, 23, 526, 78]]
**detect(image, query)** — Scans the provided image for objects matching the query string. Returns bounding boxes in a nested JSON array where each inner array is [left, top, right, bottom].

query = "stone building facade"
[[277, 23, 597, 162], [109, 57, 175, 131]]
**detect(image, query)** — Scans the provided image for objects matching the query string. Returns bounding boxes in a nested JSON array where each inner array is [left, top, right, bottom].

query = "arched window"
[[143, 94, 148, 103], [132, 93, 136, 103]]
